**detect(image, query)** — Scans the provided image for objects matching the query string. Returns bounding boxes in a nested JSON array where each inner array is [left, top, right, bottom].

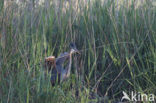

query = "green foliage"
[[0, 0, 156, 102]]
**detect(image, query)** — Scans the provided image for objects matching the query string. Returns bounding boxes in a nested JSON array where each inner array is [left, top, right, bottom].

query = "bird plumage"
[[45, 43, 79, 86]]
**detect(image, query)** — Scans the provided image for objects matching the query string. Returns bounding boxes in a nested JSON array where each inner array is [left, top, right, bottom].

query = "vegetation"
[[0, 0, 156, 102]]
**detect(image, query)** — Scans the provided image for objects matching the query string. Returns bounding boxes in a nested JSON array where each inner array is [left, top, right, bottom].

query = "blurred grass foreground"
[[0, 0, 156, 102]]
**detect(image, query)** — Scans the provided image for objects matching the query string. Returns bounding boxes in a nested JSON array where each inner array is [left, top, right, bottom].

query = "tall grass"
[[0, 0, 156, 102]]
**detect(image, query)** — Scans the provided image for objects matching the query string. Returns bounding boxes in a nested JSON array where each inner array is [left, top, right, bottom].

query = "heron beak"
[[74, 48, 80, 54]]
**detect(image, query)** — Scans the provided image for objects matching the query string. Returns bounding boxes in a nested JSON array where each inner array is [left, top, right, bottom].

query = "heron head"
[[69, 43, 80, 54]]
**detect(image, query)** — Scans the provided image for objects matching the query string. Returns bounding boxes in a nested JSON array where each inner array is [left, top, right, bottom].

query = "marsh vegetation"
[[0, 0, 156, 102]]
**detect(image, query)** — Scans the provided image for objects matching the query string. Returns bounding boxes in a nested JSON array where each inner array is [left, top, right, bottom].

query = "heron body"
[[45, 43, 79, 86]]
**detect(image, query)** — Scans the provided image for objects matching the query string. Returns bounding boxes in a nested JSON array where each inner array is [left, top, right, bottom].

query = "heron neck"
[[67, 53, 72, 76]]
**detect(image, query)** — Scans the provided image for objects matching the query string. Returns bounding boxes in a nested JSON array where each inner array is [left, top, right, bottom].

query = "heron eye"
[[70, 43, 76, 49]]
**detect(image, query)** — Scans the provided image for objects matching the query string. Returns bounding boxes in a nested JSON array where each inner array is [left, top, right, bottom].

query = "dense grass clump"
[[0, 0, 156, 102]]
